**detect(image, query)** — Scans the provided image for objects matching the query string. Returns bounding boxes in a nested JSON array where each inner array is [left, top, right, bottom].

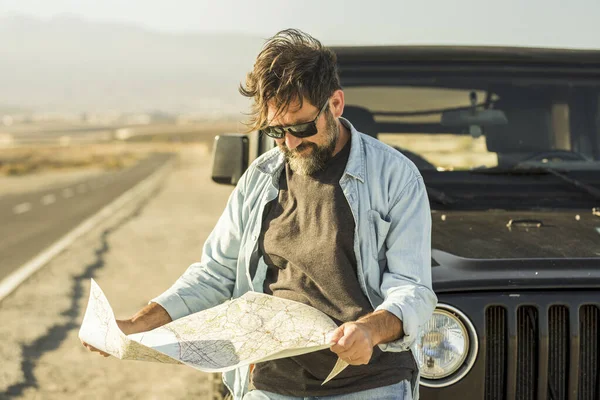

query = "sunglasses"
[[259, 101, 329, 139]]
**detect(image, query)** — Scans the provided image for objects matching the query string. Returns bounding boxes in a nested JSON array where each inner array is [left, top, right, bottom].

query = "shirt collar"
[[340, 117, 365, 182]]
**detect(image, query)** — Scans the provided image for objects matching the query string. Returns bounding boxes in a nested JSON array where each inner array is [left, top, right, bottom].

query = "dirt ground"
[[0, 143, 235, 399]]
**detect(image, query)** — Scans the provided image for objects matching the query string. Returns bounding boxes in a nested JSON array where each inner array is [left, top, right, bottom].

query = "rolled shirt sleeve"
[[375, 177, 437, 352]]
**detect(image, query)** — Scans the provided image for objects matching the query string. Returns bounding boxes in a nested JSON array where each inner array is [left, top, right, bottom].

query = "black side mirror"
[[211, 134, 249, 185]]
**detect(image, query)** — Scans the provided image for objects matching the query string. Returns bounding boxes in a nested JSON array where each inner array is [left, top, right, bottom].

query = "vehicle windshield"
[[343, 79, 600, 210]]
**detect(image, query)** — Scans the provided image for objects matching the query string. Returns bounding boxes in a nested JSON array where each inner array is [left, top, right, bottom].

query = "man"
[[82, 29, 437, 400]]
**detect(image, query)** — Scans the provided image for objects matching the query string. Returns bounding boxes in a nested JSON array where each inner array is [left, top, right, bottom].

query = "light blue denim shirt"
[[151, 118, 437, 399]]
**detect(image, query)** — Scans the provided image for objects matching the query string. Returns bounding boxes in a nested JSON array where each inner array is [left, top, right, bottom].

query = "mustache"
[[280, 141, 317, 155]]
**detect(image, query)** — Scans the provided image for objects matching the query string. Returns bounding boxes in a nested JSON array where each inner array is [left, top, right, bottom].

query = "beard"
[[278, 111, 339, 176]]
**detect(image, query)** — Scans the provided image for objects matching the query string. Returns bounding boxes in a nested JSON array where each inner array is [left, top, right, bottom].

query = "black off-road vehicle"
[[211, 46, 600, 400]]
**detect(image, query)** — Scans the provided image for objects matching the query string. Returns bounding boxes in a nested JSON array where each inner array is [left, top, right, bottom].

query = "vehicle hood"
[[432, 209, 600, 259], [430, 209, 600, 292]]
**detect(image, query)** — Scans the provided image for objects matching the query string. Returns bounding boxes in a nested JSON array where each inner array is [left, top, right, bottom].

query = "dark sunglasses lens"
[[260, 127, 284, 139], [261, 123, 317, 139], [289, 123, 317, 137]]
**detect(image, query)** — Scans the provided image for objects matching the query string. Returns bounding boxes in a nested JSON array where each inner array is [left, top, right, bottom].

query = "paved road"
[[0, 145, 233, 399], [0, 152, 173, 282]]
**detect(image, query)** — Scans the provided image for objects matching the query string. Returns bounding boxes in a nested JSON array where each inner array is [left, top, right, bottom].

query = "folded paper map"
[[79, 279, 348, 384]]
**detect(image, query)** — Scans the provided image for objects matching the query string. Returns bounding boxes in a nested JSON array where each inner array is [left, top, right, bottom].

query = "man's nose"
[[284, 132, 302, 150]]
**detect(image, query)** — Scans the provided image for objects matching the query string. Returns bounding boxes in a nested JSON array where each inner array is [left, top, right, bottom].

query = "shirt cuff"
[[375, 302, 412, 352], [150, 291, 190, 321]]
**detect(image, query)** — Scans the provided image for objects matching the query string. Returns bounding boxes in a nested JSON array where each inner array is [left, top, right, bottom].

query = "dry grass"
[[0, 145, 141, 176], [0, 142, 194, 176], [0, 121, 242, 176]]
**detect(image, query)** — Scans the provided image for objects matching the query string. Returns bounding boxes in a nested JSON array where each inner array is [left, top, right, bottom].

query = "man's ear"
[[329, 89, 345, 119]]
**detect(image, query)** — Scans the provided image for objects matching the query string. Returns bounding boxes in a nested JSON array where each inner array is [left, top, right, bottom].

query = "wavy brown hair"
[[239, 28, 341, 132]]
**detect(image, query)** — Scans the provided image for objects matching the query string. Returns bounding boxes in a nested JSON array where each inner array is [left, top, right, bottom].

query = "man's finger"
[[326, 326, 345, 345], [81, 340, 110, 357], [336, 326, 358, 349], [330, 334, 357, 354], [83, 342, 96, 351]]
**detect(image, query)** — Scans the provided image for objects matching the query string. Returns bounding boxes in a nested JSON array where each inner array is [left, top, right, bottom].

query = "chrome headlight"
[[416, 304, 478, 387]]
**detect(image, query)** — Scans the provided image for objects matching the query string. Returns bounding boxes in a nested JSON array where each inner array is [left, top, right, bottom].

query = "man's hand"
[[328, 310, 404, 365], [81, 302, 171, 358], [80, 320, 134, 357], [81, 342, 110, 357], [328, 321, 375, 365]]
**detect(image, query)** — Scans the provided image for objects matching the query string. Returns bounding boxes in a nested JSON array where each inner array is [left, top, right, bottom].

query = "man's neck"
[[331, 119, 351, 157]]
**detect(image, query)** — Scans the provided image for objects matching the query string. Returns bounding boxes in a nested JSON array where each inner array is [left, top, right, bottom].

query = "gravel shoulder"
[[0, 144, 235, 399]]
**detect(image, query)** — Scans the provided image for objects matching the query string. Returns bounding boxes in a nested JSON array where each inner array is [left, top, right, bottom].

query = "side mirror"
[[211, 134, 249, 185]]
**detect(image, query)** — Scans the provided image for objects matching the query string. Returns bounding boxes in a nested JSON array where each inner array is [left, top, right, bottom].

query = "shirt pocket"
[[368, 209, 391, 260]]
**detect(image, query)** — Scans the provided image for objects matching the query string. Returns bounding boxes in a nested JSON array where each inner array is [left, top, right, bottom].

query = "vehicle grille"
[[484, 303, 599, 400], [579, 305, 599, 400], [485, 306, 507, 400]]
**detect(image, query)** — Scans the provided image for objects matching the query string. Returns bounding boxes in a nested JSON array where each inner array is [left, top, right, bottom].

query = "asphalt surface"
[[0, 152, 173, 282]]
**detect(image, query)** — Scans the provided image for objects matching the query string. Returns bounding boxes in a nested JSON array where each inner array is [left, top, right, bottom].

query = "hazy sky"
[[2, 0, 599, 48]]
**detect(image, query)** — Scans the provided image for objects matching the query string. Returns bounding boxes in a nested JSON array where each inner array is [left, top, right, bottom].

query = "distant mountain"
[[0, 15, 265, 115]]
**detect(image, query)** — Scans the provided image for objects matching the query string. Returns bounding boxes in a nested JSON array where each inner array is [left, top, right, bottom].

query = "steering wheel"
[[520, 150, 587, 162]]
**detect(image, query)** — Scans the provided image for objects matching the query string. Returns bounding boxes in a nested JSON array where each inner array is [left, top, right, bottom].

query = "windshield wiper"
[[471, 166, 600, 202]]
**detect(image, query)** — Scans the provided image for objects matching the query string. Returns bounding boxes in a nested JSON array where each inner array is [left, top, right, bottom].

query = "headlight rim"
[[418, 303, 479, 388]]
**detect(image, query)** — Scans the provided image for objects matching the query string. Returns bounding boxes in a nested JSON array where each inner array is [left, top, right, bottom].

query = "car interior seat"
[[342, 105, 378, 138], [341, 105, 436, 170], [485, 106, 555, 167]]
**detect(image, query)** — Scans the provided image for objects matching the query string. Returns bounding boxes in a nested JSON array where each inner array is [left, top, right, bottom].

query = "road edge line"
[[0, 155, 175, 302]]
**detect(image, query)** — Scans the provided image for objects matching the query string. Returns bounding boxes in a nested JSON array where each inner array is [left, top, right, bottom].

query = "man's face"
[[267, 99, 339, 176]]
